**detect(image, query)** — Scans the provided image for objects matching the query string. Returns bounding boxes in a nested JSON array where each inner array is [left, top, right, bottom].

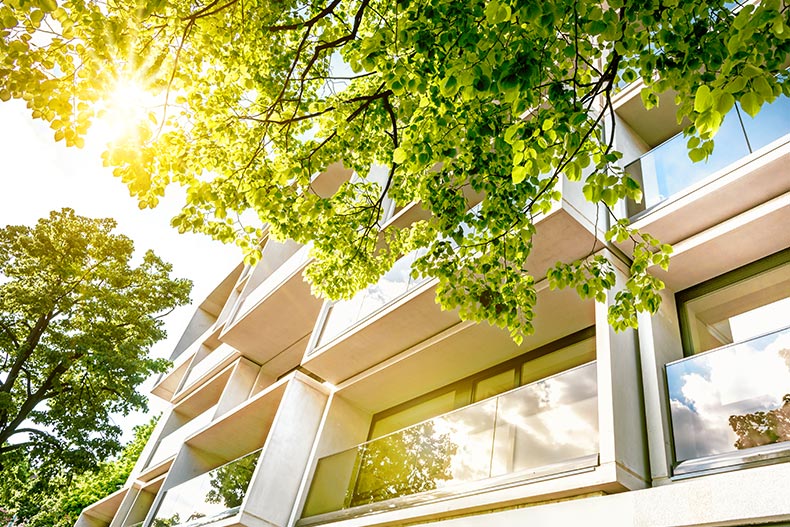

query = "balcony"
[[145, 405, 217, 469], [150, 449, 260, 527], [302, 249, 461, 385], [314, 249, 430, 348], [301, 362, 598, 522], [178, 344, 238, 395], [220, 242, 323, 370], [667, 325, 790, 477], [625, 95, 790, 220]]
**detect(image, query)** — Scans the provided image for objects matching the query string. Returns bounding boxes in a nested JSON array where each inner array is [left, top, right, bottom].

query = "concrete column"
[[239, 372, 330, 527], [636, 287, 684, 486], [596, 252, 650, 489]]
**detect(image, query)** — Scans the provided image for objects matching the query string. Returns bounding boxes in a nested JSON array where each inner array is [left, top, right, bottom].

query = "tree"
[[1, 1, 788, 341], [0, 417, 159, 527], [0, 209, 191, 474]]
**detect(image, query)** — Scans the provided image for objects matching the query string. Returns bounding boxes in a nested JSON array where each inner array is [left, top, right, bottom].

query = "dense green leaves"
[[0, 417, 158, 527], [2, 0, 789, 342], [0, 209, 190, 475]]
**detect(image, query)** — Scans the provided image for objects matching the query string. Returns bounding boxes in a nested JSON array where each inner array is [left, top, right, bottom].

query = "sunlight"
[[91, 76, 159, 147]]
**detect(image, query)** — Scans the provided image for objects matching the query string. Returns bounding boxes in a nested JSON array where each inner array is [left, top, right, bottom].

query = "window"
[[669, 250, 790, 473], [367, 328, 595, 440], [677, 249, 790, 355]]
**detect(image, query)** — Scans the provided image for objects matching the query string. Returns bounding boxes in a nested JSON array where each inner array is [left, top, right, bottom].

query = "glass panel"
[[680, 263, 790, 354], [625, 95, 789, 216], [492, 363, 598, 475], [352, 399, 497, 508], [474, 369, 516, 403], [315, 249, 429, 348], [626, 110, 748, 215], [667, 326, 790, 463], [151, 450, 259, 527], [369, 391, 456, 439], [740, 94, 790, 151], [302, 362, 598, 517]]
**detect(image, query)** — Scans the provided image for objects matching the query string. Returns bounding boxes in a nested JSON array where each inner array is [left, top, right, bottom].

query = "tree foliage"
[[1, 0, 789, 341], [0, 417, 158, 527], [0, 209, 191, 474]]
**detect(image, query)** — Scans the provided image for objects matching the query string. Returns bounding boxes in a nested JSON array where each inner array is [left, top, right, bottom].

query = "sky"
[[0, 99, 242, 439]]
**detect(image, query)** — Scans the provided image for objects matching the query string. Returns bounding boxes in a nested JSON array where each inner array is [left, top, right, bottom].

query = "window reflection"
[[667, 327, 790, 462], [680, 262, 790, 354], [151, 450, 259, 527], [302, 363, 598, 517], [626, 95, 790, 216]]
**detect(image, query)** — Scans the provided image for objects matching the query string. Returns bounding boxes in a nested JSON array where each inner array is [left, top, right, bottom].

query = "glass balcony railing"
[[667, 326, 790, 475], [626, 95, 790, 216], [302, 362, 598, 518], [146, 405, 217, 468], [312, 249, 430, 349], [151, 449, 260, 527]]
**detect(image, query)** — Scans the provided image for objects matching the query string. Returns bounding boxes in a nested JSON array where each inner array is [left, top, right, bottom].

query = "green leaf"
[[693, 85, 712, 113], [740, 91, 761, 117], [393, 147, 407, 164]]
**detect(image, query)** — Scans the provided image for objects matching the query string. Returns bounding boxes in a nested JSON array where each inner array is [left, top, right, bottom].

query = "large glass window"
[[367, 328, 595, 442], [669, 251, 790, 473]]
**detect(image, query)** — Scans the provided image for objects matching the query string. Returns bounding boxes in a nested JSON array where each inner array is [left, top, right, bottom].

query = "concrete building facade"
[[77, 79, 790, 527]]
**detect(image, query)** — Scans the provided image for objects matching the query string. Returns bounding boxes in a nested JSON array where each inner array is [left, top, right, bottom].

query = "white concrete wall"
[[240, 373, 330, 527], [405, 461, 790, 527]]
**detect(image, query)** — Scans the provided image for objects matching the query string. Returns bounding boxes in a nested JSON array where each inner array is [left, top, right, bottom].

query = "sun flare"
[[93, 77, 159, 147]]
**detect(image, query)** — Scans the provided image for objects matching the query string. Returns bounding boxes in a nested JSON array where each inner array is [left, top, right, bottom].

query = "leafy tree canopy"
[[0, 209, 191, 474], [1, 0, 789, 341], [0, 417, 158, 527]]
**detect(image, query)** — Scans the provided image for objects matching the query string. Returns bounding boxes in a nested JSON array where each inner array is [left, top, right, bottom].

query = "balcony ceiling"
[[650, 191, 790, 291], [185, 379, 288, 463], [220, 268, 323, 369], [615, 88, 684, 148]]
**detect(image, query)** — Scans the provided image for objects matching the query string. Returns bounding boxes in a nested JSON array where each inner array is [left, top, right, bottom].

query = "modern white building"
[[76, 81, 790, 527]]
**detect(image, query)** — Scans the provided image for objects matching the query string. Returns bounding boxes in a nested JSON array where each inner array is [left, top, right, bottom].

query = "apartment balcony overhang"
[[220, 245, 323, 369], [298, 257, 649, 527], [649, 190, 790, 291], [302, 277, 460, 386], [303, 194, 603, 387], [151, 325, 223, 402], [77, 486, 129, 527], [146, 372, 330, 527], [627, 136, 790, 247], [335, 283, 594, 414]]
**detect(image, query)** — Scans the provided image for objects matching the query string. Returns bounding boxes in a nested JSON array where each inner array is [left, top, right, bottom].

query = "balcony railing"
[[626, 95, 790, 216], [302, 362, 598, 518], [150, 449, 260, 527], [312, 249, 430, 350], [667, 326, 790, 476], [146, 405, 217, 468]]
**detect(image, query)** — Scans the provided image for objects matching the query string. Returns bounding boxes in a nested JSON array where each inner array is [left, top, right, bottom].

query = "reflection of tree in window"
[[729, 394, 790, 450], [349, 421, 458, 507], [152, 515, 181, 527], [206, 454, 258, 508]]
